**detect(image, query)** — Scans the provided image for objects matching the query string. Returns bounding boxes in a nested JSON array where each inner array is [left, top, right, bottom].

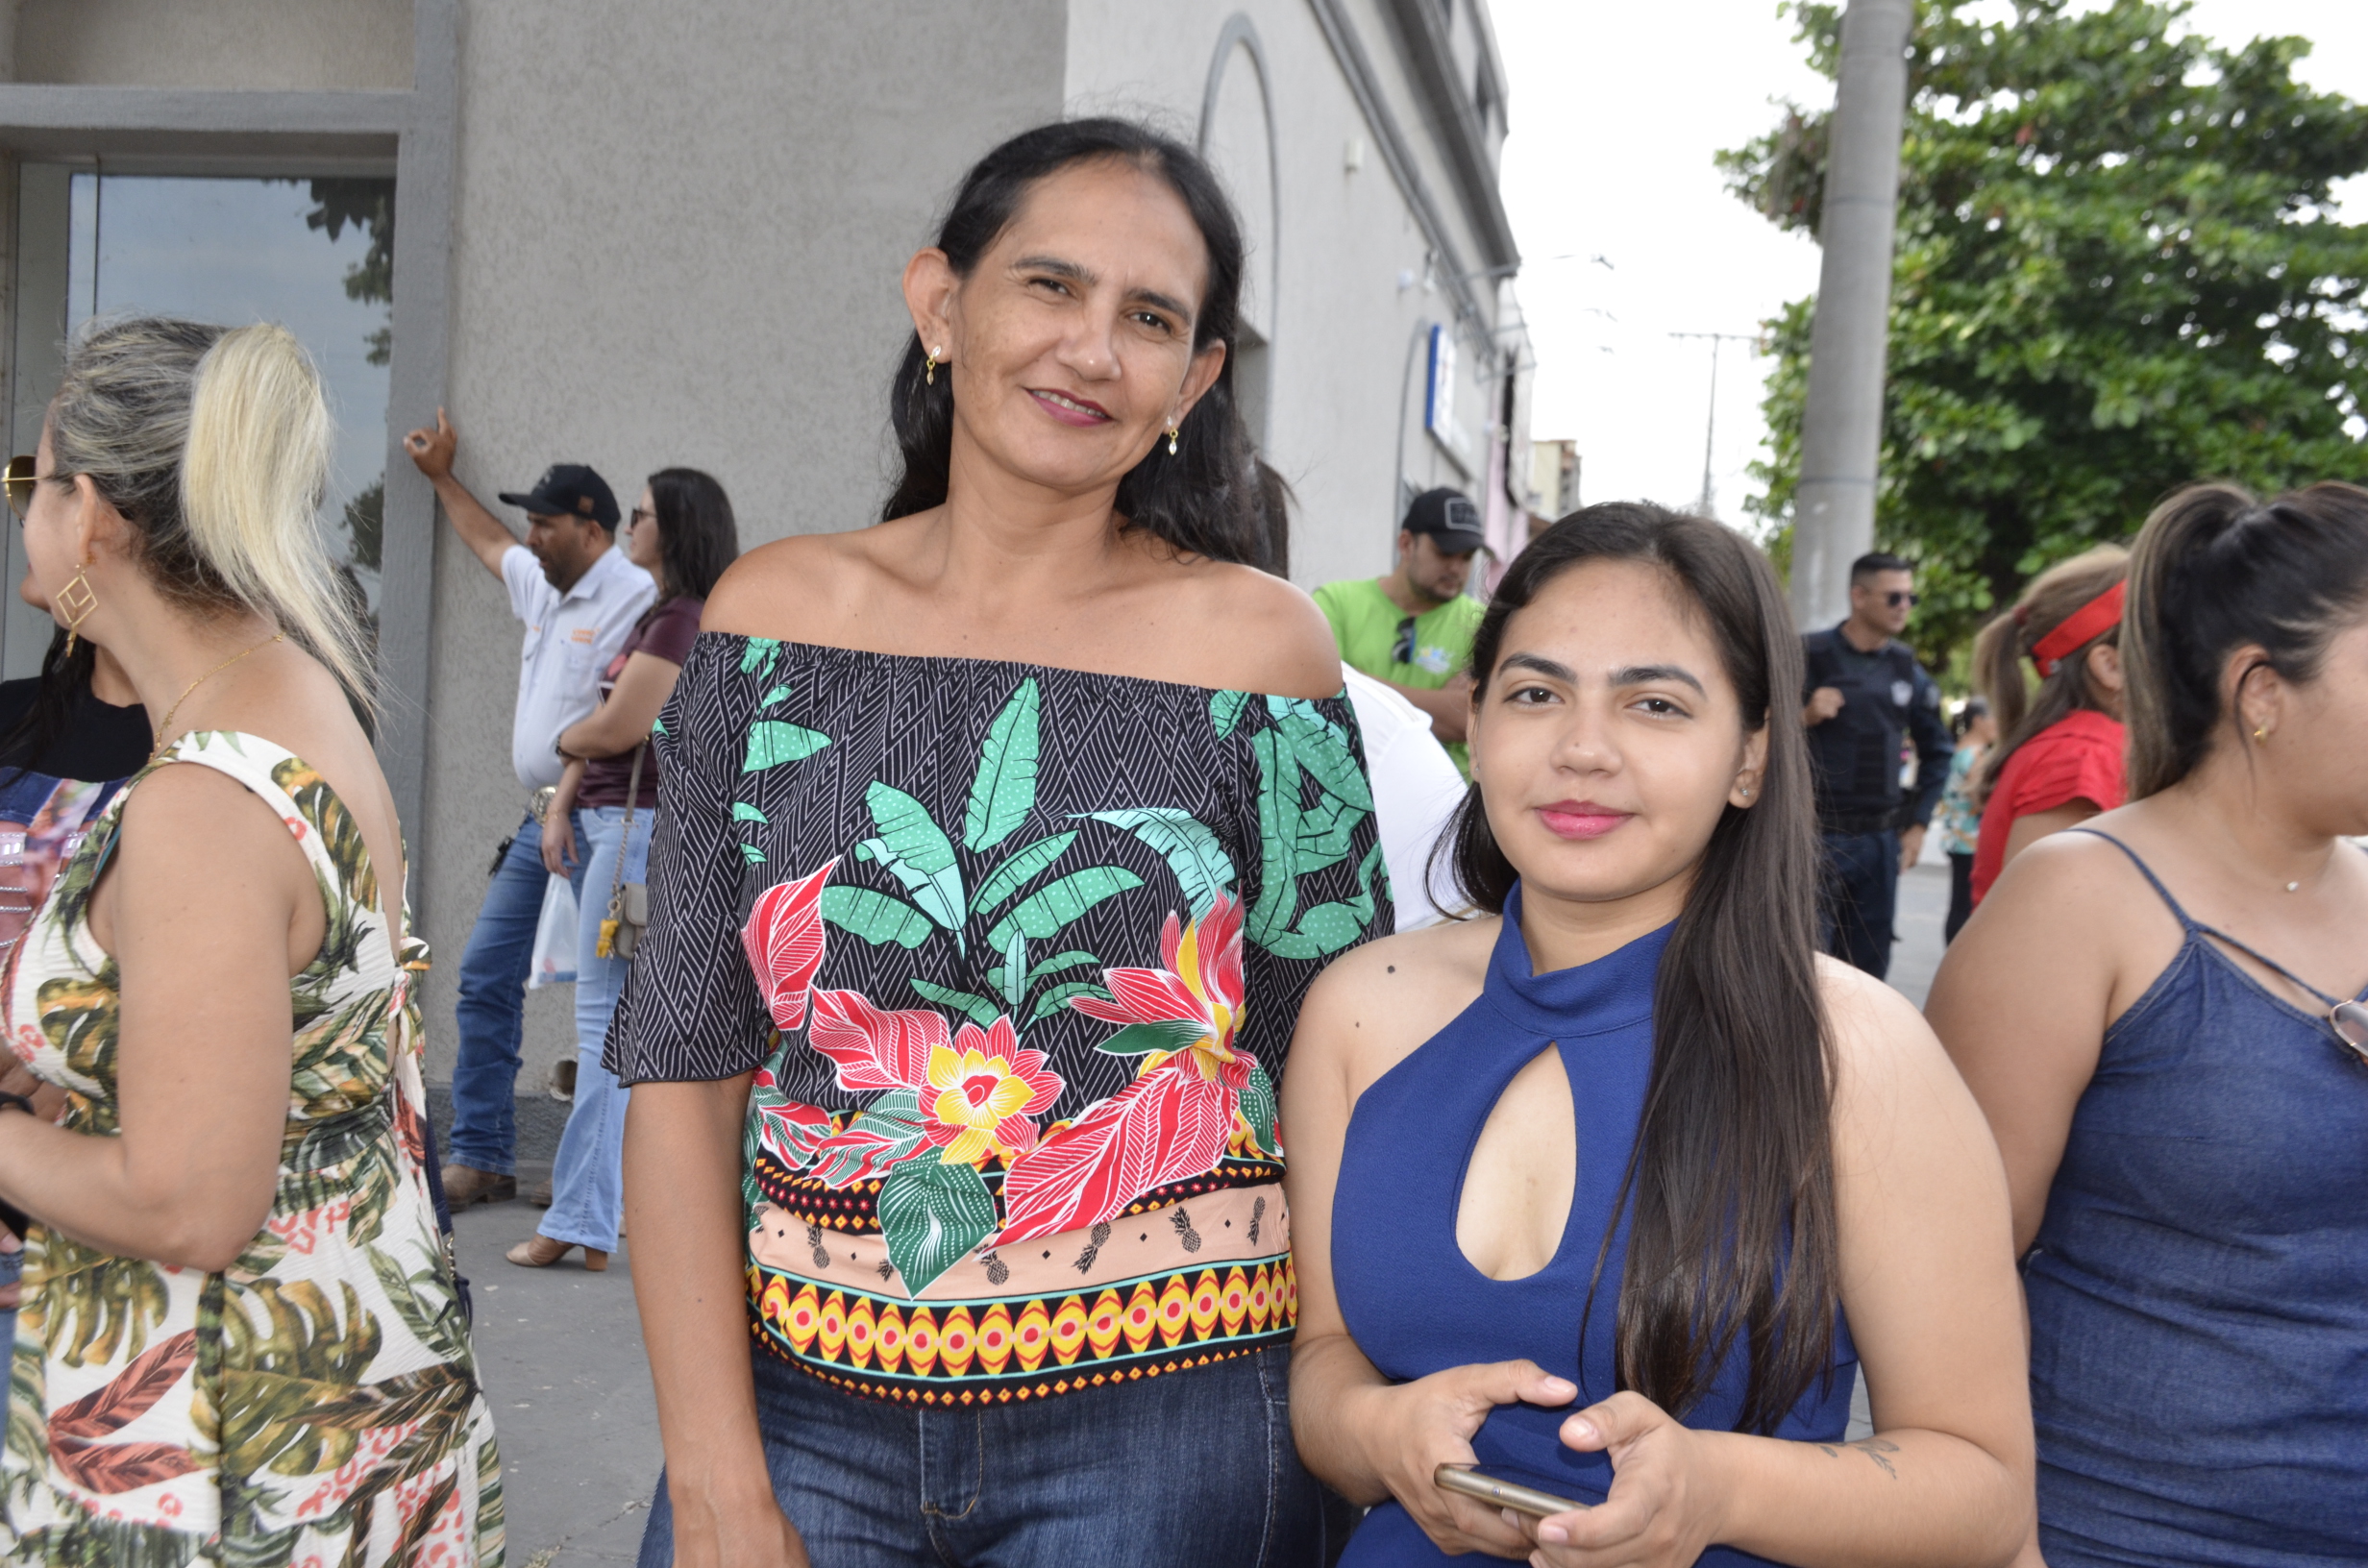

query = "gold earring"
[[55, 565, 96, 658], [925, 347, 942, 386], [1167, 426, 1180, 456], [2255, 724, 2270, 743]]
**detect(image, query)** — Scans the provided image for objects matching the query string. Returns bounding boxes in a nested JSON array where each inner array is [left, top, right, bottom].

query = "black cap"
[[499, 463, 620, 530], [1401, 487, 1487, 554]]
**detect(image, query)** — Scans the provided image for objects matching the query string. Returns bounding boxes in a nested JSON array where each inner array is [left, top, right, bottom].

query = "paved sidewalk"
[[456, 1201, 659, 1568]]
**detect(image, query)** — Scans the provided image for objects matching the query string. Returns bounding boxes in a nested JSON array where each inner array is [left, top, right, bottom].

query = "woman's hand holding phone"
[[1344, 1359, 1579, 1558], [1514, 1391, 1727, 1568]]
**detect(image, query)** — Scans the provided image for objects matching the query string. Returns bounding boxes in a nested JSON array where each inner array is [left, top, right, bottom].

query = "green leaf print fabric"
[[604, 638, 1391, 1406], [0, 733, 502, 1568]]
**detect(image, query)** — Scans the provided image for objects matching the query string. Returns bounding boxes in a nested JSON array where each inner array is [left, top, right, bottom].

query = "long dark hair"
[[880, 118, 1262, 565], [0, 626, 98, 783], [2124, 481, 2368, 797], [1971, 545, 2127, 806], [645, 466, 740, 602], [1443, 502, 1837, 1433]]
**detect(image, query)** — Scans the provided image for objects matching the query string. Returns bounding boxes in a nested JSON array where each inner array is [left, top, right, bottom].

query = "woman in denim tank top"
[[1932, 481, 2368, 1567], [1285, 506, 2034, 1566]]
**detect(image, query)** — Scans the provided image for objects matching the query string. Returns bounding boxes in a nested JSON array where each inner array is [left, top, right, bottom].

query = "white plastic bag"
[[528, 873, 580, 989]]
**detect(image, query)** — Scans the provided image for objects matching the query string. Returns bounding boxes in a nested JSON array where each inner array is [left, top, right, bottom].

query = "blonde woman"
[[0, 318, 501, 1564]]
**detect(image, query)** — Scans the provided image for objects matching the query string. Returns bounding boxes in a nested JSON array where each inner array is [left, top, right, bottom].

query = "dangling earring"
[[1166, 426, 1180, 456], [55, 565, 96, 658], [925, 346, 942, 387]]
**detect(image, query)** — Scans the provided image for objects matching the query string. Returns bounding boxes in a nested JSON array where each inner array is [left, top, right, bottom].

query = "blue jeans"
[[637, 1346, 1344, 1567], [538, 806, 650, 1253], [449, 809, 586, 1176], [1817, 828, 1898, 980]]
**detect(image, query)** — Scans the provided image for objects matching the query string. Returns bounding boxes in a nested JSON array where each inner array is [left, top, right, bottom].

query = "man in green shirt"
[[1314, 487, 1490, 775]]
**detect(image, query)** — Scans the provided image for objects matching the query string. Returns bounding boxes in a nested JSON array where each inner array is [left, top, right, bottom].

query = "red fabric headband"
[[2030, 579, 2125, 677]]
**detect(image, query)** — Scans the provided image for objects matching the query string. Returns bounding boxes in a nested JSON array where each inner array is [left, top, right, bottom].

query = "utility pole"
[[1790, 0, 1913, 631], [1668, 331, 1757, 519]]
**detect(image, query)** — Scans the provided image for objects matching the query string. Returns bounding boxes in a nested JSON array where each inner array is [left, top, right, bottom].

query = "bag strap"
[[605, 740, 648, 919]]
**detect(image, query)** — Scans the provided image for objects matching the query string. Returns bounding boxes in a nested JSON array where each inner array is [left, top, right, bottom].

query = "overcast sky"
[[1492, 0, 2368, 527]]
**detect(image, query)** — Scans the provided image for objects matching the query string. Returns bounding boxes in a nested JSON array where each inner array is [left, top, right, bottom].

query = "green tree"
[[1723, 0, 2368, 671]]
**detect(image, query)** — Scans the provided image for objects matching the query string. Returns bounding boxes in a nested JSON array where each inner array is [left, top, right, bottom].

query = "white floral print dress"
[[0, 732, 502, 1568]]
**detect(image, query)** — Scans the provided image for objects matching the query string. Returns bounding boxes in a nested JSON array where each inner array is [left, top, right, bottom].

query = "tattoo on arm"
[[1814, 1436, 1901, 1479]]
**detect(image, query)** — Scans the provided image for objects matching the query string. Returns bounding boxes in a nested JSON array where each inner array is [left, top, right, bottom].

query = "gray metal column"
[[1789, 0, 1912, 631]]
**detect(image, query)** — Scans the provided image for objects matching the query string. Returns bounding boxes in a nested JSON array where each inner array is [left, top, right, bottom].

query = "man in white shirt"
[[405, 410, 654, 1206], [1340, 664, 1468, 929]]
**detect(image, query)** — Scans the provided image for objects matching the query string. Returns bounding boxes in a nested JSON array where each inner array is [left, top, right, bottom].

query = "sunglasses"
[[1392, 616, 1418, 666], [2332, 1000, 2368, 1066], [1882, 590, 1919, 608], [4, 455, 34, 521]]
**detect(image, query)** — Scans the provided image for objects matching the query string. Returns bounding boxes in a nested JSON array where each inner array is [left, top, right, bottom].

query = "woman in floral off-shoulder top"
[[604, 120, 1386, 1567]]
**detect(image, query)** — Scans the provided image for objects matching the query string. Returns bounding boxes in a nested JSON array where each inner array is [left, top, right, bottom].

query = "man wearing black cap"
[[405, 409, 654, 1206], [1313, 487, 1489, 775]]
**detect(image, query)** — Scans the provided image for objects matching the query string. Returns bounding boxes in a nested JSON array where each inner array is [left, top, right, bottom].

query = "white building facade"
[[0, 0, 1529, 1085]]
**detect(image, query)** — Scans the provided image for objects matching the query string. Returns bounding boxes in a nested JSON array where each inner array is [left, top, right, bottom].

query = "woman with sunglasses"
[[1928, 482, 2368, 1567], [1962, 547, 2129, 910]]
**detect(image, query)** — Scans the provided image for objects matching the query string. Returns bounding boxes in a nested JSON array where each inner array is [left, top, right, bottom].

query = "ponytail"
[[1972, 545, 2127, 806], [2125, 481, 2368, 797], [50, 315, 372, 706]]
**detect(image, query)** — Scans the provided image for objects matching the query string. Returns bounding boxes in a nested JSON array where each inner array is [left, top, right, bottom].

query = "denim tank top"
[[2028, 831, 2368, 1567], [1330, 887, 1855, 1566]]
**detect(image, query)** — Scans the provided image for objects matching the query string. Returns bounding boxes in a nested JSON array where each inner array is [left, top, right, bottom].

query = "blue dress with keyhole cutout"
[[1330, 886, 1855, 1564]]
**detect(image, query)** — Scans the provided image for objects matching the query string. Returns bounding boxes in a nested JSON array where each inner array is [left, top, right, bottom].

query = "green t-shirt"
[[1313, 576, 1486, 775]]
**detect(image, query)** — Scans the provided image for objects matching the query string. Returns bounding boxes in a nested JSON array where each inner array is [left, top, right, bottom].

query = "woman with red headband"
[[1964, 547, 2129, 907]]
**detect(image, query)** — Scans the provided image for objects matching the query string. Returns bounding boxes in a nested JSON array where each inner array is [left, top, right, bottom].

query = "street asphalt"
[[456, 863, 1952, 1561]]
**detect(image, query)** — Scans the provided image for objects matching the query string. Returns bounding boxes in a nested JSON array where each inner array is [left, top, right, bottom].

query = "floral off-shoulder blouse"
[[605, 636, 1390, 1406]]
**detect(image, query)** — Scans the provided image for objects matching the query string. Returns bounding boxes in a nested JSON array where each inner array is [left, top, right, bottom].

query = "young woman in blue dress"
[[1284, 504, 2034, 1566]]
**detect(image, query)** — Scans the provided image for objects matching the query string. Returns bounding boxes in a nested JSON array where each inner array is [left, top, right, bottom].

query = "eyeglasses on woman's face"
[[629, 506, 656, 529], [4, 455, 36, 522]]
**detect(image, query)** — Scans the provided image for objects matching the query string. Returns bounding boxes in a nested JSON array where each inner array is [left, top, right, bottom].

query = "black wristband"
[[0, 1092, 33, 1117]]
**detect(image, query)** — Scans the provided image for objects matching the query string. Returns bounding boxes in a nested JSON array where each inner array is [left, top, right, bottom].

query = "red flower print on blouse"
[[741, 858, 836, 1031], [1071, 894, 1249, 1088], [807, 991, 1063, 1170], [922, 1016, 1062, 1165], [997, 895, 1255, 1245]]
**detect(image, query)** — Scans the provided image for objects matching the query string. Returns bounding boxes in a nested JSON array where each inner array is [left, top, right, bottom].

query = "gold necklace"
[[149, 632, 285, 761]]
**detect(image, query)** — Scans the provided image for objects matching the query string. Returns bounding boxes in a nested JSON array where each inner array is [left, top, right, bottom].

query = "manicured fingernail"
[[1540, 1523, 1568, 1544]]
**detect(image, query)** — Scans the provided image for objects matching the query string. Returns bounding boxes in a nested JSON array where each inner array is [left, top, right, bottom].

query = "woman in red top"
[[514, 468, 739, 1268], [1968, 546, 2129, 907]]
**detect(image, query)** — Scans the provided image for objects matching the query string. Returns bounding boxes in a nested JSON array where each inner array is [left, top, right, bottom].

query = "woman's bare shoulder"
[[1160, 561, 1343, 699], [1295, 918, 1495, 1090], [701, 524, 925, 641]]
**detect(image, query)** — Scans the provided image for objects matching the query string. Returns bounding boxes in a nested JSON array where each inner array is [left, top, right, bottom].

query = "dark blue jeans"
[[1818, 828, 1897, 980], [638, 1346, 1346, 1567], [448, 810, 585, 1175]]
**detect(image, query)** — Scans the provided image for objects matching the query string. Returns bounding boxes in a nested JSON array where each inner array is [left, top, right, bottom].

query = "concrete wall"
[[415, 0, 1068, 1082], [14, 0, 412, 90], [1063, 0, 1513, 595]]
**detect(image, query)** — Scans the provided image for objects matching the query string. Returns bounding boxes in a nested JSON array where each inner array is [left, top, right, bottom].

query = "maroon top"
[[578, 595, 703, 809]]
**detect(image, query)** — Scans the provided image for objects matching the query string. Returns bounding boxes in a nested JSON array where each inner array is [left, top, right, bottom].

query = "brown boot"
[[442, 1164, 516, 1209], [506, 1236, 608, 1271]]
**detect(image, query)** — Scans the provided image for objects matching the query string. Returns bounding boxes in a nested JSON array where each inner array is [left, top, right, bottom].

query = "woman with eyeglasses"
[[1962, 548, 2129, 909], [515, 467, 738, 1271], [1928, 482, 2368, 1567]]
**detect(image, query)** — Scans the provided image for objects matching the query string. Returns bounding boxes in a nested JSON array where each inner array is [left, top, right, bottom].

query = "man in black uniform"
[[1801, 552, 1953, 979]]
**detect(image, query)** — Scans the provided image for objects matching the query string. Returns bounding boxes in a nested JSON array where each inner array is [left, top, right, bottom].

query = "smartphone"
[[1433, 1464, 1589, 1518]]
